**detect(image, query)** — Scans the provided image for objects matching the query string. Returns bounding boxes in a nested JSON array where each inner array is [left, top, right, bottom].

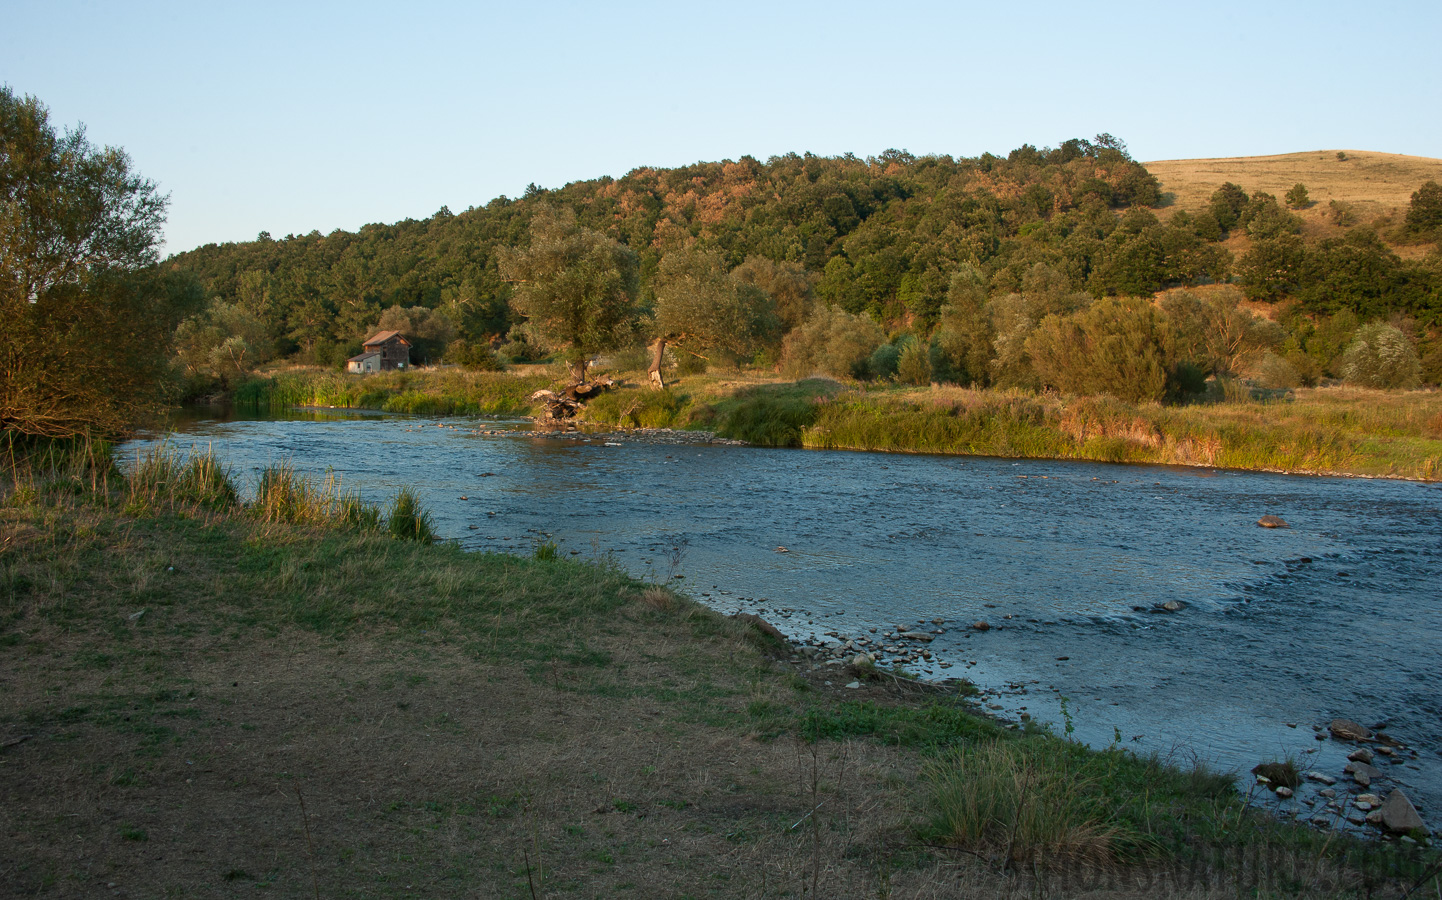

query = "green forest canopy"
[[166, 136, 1442, 387]]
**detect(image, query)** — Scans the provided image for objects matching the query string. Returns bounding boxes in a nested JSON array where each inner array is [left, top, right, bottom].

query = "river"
[[126, 408, 1442, 832]]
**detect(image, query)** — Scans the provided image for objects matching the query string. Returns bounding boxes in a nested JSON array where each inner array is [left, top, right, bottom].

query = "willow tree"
[[1, 87, 196, 440], [498, 206, 637, 384], [1027, 297, 1175, 403], [648, 248, 776, 387]]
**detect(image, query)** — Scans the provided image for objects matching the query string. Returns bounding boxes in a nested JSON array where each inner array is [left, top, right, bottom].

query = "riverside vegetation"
[[2, 443, 1438, 897], [232, 365, 1442, 481]]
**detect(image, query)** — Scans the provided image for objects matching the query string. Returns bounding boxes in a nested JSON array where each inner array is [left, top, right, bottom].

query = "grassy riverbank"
[[225, 366, 1442, 480], [2, 447, 1436, 897], [595, 377, 1442, 481], [233, 367, 552, 416]]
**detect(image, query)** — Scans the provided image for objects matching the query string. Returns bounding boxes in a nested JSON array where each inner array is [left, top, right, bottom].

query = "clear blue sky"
[[7, 0, 1439, 255]]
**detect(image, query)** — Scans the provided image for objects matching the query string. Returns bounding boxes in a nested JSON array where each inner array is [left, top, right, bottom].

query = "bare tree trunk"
[[648, 338, 667, 389], [570, 357, 588, 385]]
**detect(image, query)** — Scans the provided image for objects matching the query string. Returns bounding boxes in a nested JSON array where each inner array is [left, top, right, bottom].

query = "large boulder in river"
[[1257, 515, 1290, 528], [1345, 761, 1384, 788], [1377, 789, 1427, 834], [1329, 718, 1373, 741]]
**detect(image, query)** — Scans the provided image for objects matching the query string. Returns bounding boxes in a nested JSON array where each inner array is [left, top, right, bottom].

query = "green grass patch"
[[232, 368, 550, 416]]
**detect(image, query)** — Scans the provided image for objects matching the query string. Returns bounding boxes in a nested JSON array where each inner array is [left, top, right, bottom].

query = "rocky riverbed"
[[742, 606, 1433, 843]]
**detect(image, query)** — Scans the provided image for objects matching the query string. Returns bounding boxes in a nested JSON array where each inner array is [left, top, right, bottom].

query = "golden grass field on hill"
[[1145, 150, 1442, 215], [1146, 150, 1442, 257]]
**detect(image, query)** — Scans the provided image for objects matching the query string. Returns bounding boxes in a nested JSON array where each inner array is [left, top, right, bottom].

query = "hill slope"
[[1148, 150, 1442, 224]]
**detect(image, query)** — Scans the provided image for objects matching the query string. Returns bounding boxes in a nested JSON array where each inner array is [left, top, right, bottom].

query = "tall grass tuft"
[[923, 739, 1133, 868], [253, 463, 328, 525], [250, 463, 400, 536], [176, 448, 239, 509], [387, 487, 436, 543], [124, 444, 236, 509]]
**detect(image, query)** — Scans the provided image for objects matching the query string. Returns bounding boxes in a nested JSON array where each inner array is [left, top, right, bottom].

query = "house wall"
[[374, 337, 409, 370]]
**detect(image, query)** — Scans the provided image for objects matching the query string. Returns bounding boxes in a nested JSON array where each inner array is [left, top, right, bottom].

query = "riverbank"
[[232, 366, 1442, 481], [2, 448, 1436, 896]]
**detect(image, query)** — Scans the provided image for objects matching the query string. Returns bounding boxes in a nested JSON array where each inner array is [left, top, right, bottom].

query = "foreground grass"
[[1, 449, 1436, 897]]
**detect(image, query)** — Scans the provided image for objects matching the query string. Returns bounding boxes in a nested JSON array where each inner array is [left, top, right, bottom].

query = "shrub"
[[715, 391, 819, 447], [1339, 323, 1422, 389], [1253, 351, 1303, 390], [449, 340, 503, 371], [1406, 180, 1442, 235], [896, 339, 932, 385], [868, 341, 901, 379], [781, 306, 885, 380], [1027, 297, 1173, 403], [1328, 199, 1358, 227]]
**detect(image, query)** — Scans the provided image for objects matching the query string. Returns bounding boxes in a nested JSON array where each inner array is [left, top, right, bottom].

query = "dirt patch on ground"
[[3, 633, 928, 897]]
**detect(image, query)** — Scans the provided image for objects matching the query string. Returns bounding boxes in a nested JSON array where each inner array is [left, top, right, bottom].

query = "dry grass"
[[1146, 150, 1442, 256], [1146, 150, 1442, 217]]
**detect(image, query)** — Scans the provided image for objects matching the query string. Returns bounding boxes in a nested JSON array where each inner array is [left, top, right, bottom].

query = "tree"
[[1285, 183, 1311, 210], [173, 299, 274, 381], [1237, 234, 1307, 303], [732, 256, 813, 332], [1339, 323, 1422, 389], [1160, 287, 1281, 377], [1, 87, 195, 439], [780, 306, 884, 380], [498, 206, 638, 383], [932, 265, 995, 386], [649, 248, 777, 387], [373, 305, 456, 365], [1026, 297, 1175, 403], [1239, 192, 1302, 240], [1208, 183, 1250, 232], [1406, 181, 1442, 236]]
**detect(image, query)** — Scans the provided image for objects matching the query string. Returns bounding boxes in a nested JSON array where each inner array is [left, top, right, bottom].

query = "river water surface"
[[128, 409, 1442, 830]]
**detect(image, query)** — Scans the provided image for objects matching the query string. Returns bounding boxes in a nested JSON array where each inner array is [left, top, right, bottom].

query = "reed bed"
[[796, 385, 1442, 479], [113, 444, 434, 541], [232, 367, 551, 416]]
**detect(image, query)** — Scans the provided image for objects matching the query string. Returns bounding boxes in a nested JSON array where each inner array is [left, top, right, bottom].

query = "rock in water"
[[1347, 748, 1375, 764], [1378, 789, 1426, 834], [1159, 600, 1184, 612], [1257, 515, 1290, 528], [900, 631, 936, 642], [1329, 719, 1373, 741], [971, 621, 991, 632], [1345, 761, 1384, 788]]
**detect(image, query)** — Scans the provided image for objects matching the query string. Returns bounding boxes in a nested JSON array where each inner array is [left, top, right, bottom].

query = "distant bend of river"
[[126, 408, 1442, 831]]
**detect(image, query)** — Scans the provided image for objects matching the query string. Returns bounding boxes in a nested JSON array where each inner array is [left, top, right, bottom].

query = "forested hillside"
[[167, 136, 1442, 393]]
